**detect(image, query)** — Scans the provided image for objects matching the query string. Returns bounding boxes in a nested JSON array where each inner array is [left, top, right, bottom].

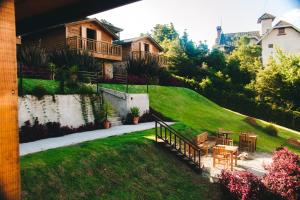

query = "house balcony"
[[66, 36, 122, 61], [129, 51, 168, 67]]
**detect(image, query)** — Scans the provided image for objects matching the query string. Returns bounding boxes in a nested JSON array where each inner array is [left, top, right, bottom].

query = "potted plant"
[[130, 107, 140, 125], [102, 101, 113, 129]]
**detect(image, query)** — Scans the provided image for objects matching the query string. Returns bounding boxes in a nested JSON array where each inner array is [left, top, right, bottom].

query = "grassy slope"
[[100, 84, 300, 154], [21, 129, 220, 200], [20, 78, 95, 95]]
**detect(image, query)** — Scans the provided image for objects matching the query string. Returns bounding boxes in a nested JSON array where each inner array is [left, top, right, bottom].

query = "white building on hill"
[[257, 13, 300, 65], [215, 13, 300, 65]]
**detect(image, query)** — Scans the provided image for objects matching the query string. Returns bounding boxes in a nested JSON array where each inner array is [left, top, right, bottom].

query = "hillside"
[[21, 129, 220, 200], [100, 84, 300, 154]]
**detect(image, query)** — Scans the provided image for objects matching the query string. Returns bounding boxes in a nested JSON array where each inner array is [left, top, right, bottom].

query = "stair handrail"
[[152, 114, 200, 150]]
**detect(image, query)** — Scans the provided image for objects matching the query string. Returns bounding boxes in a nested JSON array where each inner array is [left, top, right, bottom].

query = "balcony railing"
[[129, 51, 168, 66], [66, 36, 122, 60]]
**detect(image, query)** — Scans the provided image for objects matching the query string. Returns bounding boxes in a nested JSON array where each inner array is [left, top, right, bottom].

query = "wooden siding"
[[66, 21, 113, 43], [131, 38, 160, 54], [0, 1, 21, 199], [22, 26, 66, 50]]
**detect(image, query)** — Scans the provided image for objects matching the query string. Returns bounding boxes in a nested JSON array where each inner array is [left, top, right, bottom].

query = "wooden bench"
[[194, 132, 216, 155]]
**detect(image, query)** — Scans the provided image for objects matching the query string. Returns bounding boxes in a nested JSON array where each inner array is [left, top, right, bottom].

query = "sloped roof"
[[21, 18, 121, 40], [257, 13, 276, 23], [100, 19, 123, 33], [257, 20, 300, 44], [116, 35, 164, 51], [217, 31, 260, 46], [273, 20, 293, 28]]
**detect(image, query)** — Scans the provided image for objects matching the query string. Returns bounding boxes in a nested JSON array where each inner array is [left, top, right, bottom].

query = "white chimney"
[[257, 13, 276, 35]]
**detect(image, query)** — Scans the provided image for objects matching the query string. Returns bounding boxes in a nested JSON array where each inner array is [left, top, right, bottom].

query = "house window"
[[144, 43, 150, 52], [278, 28, 286, 35], [268, 44, 273, 48], [87, 28, 96, 40]]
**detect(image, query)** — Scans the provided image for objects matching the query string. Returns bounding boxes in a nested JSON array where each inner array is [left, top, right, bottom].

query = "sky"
[[90, 0, 300, 48]]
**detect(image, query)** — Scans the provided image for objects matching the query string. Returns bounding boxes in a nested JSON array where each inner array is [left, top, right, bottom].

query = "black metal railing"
[[153, 115, 202, 170]]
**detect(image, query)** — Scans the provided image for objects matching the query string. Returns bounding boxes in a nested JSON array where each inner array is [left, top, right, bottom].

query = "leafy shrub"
[[19, 118, 99, 143], [218, 170, 264, 200], [244, 117, 258, 127], [262, 147, 300, 200], [264, 125, 278, 136], [31, 84, 47, 99], [130, 107, 140, 117], [219, 148, 300, 200]]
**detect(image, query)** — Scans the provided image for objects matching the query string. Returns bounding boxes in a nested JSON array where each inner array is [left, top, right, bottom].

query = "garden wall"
[[100, 87, 149, 119], [18, 95, 95, 128]]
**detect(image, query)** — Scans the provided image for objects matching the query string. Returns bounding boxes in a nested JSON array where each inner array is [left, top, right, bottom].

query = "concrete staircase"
[[108, 110, 123, 127]]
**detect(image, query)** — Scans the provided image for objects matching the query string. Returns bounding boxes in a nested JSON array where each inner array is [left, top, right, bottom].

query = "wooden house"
[[116, 35, 168, 66], [21, 18, 124, 79]]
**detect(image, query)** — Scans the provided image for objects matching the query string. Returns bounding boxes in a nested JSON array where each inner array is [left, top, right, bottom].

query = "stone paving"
[[201, 151, 273, 182]]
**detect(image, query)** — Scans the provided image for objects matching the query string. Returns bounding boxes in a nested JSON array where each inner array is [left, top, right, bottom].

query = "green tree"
[[227, 37, 262, 82], [252, 49, 300, 110], [151, 23, 179, 43]]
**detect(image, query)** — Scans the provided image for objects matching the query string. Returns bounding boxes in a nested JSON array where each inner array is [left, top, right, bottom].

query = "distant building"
[[214, 26, 260, 53], [215, 13, 300, 65], [257, 14, 300, 65], [115, 35, 167, 66]]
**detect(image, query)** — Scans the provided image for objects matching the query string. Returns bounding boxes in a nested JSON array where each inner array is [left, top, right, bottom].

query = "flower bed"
[[218, 147, 300, 200]]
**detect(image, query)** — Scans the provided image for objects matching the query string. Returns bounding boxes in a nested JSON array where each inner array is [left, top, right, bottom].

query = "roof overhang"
[[15, 0, 140, 35]]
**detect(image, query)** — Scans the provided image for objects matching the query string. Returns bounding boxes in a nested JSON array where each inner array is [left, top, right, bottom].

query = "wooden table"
[[216, 145, 238, 171], [219, 130, 233, 139]]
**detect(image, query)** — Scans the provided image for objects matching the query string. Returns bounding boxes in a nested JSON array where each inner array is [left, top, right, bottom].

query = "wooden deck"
[[66, 36, 122, 61]]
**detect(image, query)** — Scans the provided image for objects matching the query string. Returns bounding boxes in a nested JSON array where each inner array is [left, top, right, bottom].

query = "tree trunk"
[[0, 0, 21, 199]]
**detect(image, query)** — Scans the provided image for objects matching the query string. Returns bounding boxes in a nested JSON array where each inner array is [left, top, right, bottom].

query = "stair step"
[[108, 117, 122, 121], [111, 121, 123, 127]]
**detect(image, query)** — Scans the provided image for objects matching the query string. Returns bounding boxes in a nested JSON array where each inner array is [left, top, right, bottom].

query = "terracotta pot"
[[103, 120, 110, 129], [133, 117, 139, 125]]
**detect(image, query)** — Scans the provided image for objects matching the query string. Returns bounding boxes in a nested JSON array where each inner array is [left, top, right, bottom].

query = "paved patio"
[[201, 151, 272, 181], [20, 122, 174, 156]]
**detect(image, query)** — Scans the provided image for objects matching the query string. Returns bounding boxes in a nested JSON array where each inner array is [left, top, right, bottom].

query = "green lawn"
[[20, 80, 300, 199], [100, 83, 300, 154], [20, 78, 95, 95], [21, 129, 221, 200]]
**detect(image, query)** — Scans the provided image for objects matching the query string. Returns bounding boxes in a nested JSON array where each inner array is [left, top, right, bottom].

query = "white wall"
[[100, 87, 149, 119], [18, 95, 94, 128], [261, 19, 273, 35], [261, 27, 300, 65]]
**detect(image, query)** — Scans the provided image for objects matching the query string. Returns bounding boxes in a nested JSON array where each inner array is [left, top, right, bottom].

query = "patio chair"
[[224, 138, 233, 146], [194, 132, 216, 156], [216, 137, 225, 145], [213, 146, 231, 169], [239, 133, 252, 152]]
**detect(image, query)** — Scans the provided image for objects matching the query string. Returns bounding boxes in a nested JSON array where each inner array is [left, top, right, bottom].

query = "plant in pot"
[[102, 101, 113, 129], [130, 107, 140, 125]]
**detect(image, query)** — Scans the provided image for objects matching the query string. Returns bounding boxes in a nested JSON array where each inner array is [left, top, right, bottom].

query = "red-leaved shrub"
[[218, 170, 263, 200], [262, 147, 300, 200]]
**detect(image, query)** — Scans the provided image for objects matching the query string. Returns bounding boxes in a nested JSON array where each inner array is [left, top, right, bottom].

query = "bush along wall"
[[173, 75, 300, 131]]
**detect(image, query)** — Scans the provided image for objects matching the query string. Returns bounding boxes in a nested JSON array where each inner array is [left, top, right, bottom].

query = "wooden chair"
[[239, 133, 252, 152], [213, 146, 231, 169], [194, 132, 216, 156], [224, 138, 233, 146], [216, 137, 225, 145]]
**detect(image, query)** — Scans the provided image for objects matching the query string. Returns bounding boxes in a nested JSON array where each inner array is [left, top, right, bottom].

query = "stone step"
[[108, 117, 122, 122], [110, 121, 123, 127]]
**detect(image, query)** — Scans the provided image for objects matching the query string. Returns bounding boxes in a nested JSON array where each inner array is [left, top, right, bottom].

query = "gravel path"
[[20, 122, 174, 156]]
